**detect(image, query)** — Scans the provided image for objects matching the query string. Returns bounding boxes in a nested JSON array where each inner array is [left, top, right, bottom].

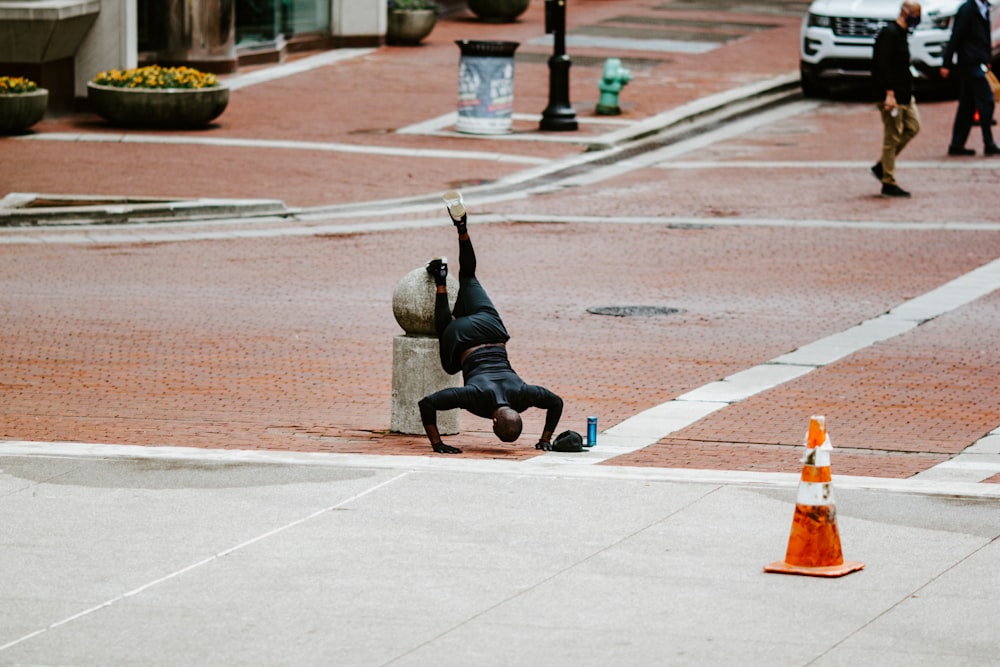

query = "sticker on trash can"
[[456, 56, 514, 135]]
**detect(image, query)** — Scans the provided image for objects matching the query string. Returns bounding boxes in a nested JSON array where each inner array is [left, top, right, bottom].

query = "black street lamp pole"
[[540, 0, 577, 131]]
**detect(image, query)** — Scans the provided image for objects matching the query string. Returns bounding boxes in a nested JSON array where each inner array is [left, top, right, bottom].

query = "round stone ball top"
[[392, 265, 458, 336]]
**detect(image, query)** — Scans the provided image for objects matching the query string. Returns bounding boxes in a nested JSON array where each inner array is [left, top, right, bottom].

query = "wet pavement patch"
[[605, 15, 780, 32], [514, 53, 667, 70], [587, 305, 683, 317], [654, 0, 810, 16], [0, 457, 375, 489]]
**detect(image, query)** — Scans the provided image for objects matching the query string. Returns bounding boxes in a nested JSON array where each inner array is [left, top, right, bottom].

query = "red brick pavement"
[[2, 0, 998, 478], [606, 290, 1000, 478], [2, 223, 998, 467], [492, 98, 999, 225], [0, 0, 803, 206]]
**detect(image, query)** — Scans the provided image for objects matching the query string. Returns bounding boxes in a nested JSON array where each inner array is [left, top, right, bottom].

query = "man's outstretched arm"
[[418, 388, 473, 454], [525, 387, 563, 449]]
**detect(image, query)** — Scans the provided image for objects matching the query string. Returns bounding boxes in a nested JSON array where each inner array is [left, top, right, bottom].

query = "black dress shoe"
[[881, 183, 911, 197], [984, 144, 1000, 156], [870, 162, 883, 182], [948, 145, 975, 156]]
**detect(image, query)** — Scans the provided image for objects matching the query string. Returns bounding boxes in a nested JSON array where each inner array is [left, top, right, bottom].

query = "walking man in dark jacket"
[[941, 0, 999, 156], [871, 1, 923, 197], [418, 191, 563, 455]]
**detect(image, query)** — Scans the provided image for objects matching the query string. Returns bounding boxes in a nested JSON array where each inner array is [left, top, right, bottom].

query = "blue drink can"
[[587, 416, 597, 447]]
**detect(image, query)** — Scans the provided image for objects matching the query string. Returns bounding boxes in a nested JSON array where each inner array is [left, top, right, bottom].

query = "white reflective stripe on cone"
[[802, 445, 831, 467], [797, 481, 834, 506]]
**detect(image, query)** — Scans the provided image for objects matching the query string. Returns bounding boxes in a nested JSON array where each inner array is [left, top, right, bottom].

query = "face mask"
[[905, 13, 921, 29]]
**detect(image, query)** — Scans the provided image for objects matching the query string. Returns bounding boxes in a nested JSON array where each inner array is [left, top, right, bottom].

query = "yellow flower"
[[0, 75, 39, 93], [91, 65, 219, 89]]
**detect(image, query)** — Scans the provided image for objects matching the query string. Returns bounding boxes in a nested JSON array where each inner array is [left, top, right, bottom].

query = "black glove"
[[432, 441, 462, 455]]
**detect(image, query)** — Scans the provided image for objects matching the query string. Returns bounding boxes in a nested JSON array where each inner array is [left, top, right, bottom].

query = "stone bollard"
[[390, 265, 461, 435]]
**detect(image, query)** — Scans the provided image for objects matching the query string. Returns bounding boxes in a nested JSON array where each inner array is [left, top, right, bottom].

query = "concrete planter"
[[386, 9, 437, 45], [0, 89, 48, 134], [467, 0, 529, 23], [86, 82, 229, 129]]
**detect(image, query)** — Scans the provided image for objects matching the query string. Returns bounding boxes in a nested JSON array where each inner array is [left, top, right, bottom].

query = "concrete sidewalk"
[[1, 442, 998, 665]]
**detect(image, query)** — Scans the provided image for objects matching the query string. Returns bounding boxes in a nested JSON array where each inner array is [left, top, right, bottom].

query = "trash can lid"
[[455, 40, 520, 57]]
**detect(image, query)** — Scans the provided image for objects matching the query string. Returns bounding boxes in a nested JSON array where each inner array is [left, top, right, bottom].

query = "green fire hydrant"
[[595, 58, 632, 116]]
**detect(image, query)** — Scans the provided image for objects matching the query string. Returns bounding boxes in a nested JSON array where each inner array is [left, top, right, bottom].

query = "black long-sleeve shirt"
[[872, 21, 914, 104], [418, 347, 563, 432], [943, 0, 992, 68]]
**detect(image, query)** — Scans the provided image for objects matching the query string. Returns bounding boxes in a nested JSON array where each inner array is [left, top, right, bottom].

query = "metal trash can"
[[455, 40, 519, 135]]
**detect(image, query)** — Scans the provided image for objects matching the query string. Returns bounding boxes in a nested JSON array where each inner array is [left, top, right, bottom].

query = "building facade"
[[0, 0, 385, 108]]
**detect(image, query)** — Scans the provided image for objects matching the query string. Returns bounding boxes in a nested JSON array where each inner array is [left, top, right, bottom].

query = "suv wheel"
[[800, 69, 827, 98]]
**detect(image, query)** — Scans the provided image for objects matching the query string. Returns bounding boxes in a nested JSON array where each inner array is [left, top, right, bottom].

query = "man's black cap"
[[552, 430, 583, 452]]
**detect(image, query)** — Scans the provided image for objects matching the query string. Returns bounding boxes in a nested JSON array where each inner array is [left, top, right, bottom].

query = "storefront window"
[[283, 0, 330, 35], [236, 0, 329, 45]]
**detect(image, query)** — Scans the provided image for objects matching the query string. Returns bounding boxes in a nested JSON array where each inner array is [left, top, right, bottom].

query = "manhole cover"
[[587, 306, 682, 317]]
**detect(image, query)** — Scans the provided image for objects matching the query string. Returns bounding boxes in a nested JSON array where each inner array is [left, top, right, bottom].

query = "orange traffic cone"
[[764, 416, 864, 578]]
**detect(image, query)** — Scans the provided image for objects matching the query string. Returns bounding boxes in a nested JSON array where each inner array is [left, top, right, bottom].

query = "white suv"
[[800, 0, 1000, 96]]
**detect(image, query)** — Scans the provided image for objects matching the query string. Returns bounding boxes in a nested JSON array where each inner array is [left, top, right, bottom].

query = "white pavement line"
[[500, 214, 1000, 232], [530, 33, 721, 55], [531, 254, 1000, 466], [0, 215, 460, 245], [17, 133, 550, 166], [0, 469, 410, 654], [396, 112, 630, 142], [6, 211, 1000, 245], [3, 440, 1000, 499], [965, 427, 1000, 455], [396, 111, 459, 135], [657, 160, 1000, 170], [913, 427, 1000, 483], [224, 48, 376, 90]]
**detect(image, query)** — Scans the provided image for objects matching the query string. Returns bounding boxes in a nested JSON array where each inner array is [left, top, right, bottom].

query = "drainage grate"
[[587, 306, 682, 317]]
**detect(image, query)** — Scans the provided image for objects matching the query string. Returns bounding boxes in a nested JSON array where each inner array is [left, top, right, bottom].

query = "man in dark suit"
[[871, 1, 923, 197], [941, 0, 999, 156]]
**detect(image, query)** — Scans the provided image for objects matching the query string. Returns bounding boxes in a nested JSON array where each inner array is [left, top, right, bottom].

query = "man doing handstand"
[[418, 191, 563, 455]]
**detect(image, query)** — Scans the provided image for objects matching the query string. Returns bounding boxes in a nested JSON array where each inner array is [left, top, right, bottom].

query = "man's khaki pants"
[[879, 100, 921, 186]]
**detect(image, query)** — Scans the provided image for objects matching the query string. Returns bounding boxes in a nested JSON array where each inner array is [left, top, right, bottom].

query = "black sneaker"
[[984, 144, 1000, 156], [881, 183, 911, 197], [442, 190, 467, 226], [870, 162, 883, 182], [948, 145, 975, 156], [426, 257, 448, 285]]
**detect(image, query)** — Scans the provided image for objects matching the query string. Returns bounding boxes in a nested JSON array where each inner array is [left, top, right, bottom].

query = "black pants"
[[950, 65, 996, 149], [435, 238, 510, 374]]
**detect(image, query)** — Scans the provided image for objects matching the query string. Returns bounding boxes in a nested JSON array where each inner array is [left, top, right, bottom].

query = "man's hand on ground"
[[535, 441, 553, 451], [432, 442, 462, 454]]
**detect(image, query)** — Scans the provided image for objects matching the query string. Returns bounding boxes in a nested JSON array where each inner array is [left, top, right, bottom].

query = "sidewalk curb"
[[4, 439, 999, 499], [0, 192, 289, 227]]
